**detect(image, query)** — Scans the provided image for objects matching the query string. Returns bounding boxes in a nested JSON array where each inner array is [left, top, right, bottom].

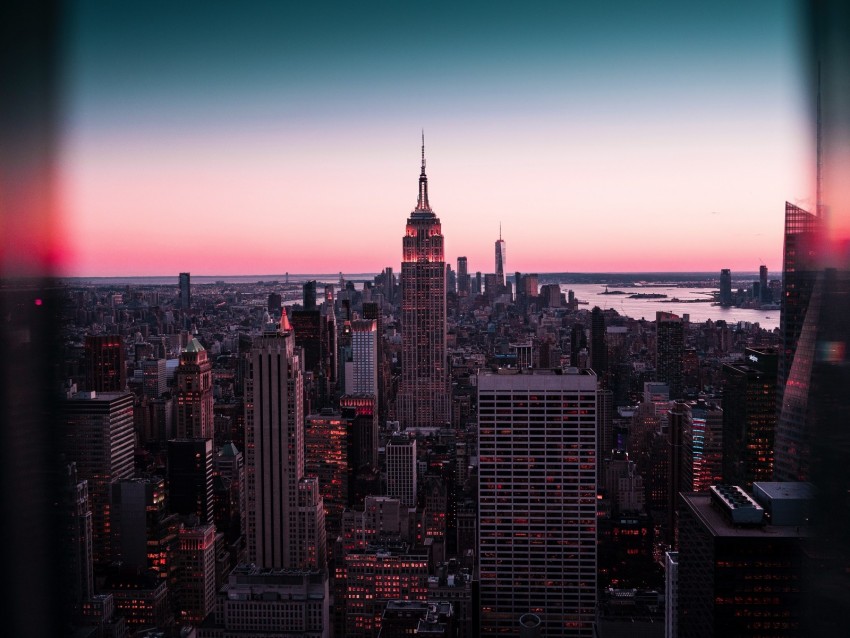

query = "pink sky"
[[59, 114, 813, 276]]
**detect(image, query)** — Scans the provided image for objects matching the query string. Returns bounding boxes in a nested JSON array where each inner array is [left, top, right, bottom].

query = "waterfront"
[[562, 282, 779, 330]]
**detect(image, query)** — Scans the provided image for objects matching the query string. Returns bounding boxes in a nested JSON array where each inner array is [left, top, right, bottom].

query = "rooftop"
[[681, 492, 811, 539]]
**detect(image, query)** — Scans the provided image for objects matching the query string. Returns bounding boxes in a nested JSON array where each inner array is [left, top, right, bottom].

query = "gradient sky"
[[60, 0, 813, 276]]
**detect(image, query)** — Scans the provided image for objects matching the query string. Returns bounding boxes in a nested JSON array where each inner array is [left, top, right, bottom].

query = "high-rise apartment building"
[[62, 391, 135, 565], [245, 320, 326, 569], [386, 432, 417, 508], [84, 334, 126, 392], [656, 312, 684, 399], [398, 137, 449, 429], [179, 272, 191, 309], [175, 338, 214, 439], [478, 369, 597, 637]]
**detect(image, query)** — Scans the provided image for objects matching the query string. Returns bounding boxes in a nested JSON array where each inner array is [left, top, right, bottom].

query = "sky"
[[59, 0, 813, 276]]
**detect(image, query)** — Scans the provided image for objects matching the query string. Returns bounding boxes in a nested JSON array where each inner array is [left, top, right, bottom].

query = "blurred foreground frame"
[[795, 2, 850, 634], [1, 1, 67, 636], [1, 1, 850, 637]]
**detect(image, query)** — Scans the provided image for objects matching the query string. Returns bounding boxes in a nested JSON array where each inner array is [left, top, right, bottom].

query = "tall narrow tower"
[[175, 338, 213, 439], [398, 135, 449, 428], [495, 224, 506, 290], [244, 319, 325, 569]]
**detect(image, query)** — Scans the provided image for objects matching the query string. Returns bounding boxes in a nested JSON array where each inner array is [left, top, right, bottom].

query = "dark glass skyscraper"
[[719, 269, 732, 306], [179, 272, 191, 309], [167, 438, 214, 524], [398, 138, 449, 429], [776, 203, 821, 408], [84, 334, 126, 392], [722, 348, 777, 488], [457, 256, 469, 295], [590, 306, 607, 383], [495, 226, 506, 290], [656, 312, 684, 399], [774, 202, 821, 481]]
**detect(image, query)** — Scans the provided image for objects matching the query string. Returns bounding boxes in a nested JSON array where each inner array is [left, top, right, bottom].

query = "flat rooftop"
[[753, 481, 816, 501], [681, 492, 811, 539]]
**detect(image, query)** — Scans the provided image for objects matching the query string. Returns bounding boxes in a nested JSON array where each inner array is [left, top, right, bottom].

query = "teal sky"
[[61, 0, 811, 276]]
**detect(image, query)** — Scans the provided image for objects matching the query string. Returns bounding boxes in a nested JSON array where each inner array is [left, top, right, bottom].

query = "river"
[[559, 283, 779, 331]]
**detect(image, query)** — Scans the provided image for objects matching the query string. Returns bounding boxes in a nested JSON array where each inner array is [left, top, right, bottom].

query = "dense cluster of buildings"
[[42, 142, 848, 637]]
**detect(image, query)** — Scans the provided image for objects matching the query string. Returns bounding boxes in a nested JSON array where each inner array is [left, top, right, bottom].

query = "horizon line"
[[56, 269, 774, 280]]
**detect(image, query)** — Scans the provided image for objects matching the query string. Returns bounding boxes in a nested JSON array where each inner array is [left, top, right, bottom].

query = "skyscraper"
[[62, 391, 135, 565], [457, 256, 469, 295], [303, 279, 317, 310], [776, 203, 821, 405], [398, 136, 449, 429], [495, 225, 506, 290], [84, 334, 126, 392], [722, 348, 777, 488], [774, 202, 822, 482], [167, 438, 214, 524], [179, 272, 191, 309], [174, 524, 217, 624], [759, 264, 769, 302], [349, 319, 377, 397], [678, 485, 811, 637], [656, 312, 684, 399], [175, 338, 213, 439], [386, 432, 417, 508], [719, 269, 732, 306], [141, 357, 166, 399], [590, 306, 607, 383], [478, 369, 597, 637], [60, 463, 93, 617], [245, 319, 326, 569], [305, 410, 348, 542]]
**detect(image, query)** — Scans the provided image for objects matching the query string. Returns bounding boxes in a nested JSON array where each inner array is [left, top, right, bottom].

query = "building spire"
[[416, 130, 431, 211]]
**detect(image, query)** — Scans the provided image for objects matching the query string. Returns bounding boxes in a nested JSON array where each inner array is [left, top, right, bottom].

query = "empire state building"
[[398, 137, 449, 428]]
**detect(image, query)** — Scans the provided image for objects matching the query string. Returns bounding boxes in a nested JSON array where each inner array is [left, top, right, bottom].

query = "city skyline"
[[58, 1, 811, 277]]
